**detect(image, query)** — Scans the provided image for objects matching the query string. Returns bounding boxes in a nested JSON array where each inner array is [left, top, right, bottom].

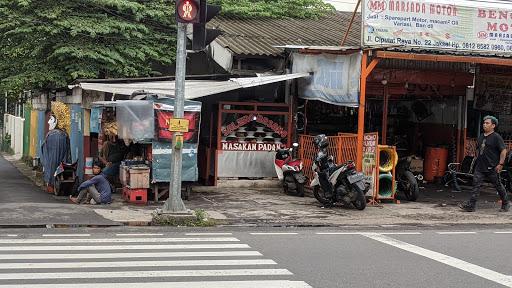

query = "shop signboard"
[[362, 0, 512, 54], [362, 133, 378, 197], [220, 114, 287, 151]]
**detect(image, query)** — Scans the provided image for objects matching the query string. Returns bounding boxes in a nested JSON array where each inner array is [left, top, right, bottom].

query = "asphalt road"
[[0, 226, 511, 288], [0, 155, 119, 227], [0, 155, 53, 204]]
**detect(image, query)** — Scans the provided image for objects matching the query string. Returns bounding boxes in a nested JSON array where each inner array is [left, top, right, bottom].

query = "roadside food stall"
[[211, 101, 292, 185], [91, 96, 201, 202]]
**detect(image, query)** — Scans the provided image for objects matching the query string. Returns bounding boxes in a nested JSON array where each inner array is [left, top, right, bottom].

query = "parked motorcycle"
[[395, 157, 421, 201], [53, 162, 79, 196], [274, 143, 306, 197], [310, 135, 368, 210]]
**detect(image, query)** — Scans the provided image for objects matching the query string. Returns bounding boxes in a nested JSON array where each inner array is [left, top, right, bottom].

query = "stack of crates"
[[122, 165, 150, 205]]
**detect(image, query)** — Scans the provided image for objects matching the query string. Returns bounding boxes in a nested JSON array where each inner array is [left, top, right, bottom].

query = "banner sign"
[[362, 133, 378, 197], [221, 142, 284, 151], [362, 0, 512, 54], [155, 110, 200, 143]]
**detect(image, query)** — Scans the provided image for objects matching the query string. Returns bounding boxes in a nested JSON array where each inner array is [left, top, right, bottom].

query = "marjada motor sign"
[[363, 0, 512, 54]]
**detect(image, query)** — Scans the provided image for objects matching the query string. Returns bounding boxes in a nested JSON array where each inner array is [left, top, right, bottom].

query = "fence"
[[465, 138, 512, 157], [298, 134, 358, 184], [3, 114, 25, 158]]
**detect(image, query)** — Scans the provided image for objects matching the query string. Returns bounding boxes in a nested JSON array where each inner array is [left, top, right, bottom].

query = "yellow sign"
[[169, 118, 189, 132]]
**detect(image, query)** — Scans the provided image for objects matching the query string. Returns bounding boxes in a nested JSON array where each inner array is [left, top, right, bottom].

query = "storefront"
[[72, 73, 308, 188], [210, 101, 292, 185]]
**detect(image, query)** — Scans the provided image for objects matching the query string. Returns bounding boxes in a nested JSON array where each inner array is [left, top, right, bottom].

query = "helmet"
[[313, 134, 328, 149]]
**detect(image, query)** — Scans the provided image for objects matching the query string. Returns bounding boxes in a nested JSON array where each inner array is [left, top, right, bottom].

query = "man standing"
[[460, 116, 510, 212]]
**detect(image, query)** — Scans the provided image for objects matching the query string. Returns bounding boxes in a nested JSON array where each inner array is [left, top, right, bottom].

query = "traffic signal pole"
[[163, 21, 187, 213]]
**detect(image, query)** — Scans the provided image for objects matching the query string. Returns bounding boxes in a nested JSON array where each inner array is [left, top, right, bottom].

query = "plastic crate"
[[122, 187, 148, 205]]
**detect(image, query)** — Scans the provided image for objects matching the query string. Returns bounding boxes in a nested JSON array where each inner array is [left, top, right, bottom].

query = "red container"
[[424, 147, 449, 182], [123, 187, 148, 205]]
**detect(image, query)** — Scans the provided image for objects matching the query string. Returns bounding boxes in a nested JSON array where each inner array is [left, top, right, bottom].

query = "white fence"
[[3, 114, 24, 159]]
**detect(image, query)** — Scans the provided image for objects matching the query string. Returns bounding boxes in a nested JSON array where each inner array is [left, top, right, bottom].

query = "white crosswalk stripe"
[[0, 235, 312, 288]]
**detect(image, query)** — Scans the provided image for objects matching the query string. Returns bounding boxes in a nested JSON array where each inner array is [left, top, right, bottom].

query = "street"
[[0, 155, 119, 227], [0, 227, 511, 288]]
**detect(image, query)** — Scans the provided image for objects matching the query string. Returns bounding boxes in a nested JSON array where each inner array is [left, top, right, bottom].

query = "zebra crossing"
[[0, 233, 311, 288]]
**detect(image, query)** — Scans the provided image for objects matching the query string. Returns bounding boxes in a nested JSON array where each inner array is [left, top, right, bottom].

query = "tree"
[[211, 0, 334, 19], [0, 0, 333, 95]]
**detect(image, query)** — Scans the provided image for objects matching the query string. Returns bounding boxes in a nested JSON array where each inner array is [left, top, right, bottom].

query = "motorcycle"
[[53, 162, 79, 196], [274, 143, 306, 197], [311, 156, 368, 210], [395, 157, 421, 201]]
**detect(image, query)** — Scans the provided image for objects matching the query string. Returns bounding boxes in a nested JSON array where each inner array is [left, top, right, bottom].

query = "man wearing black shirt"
[[460, 116, 510, 212]]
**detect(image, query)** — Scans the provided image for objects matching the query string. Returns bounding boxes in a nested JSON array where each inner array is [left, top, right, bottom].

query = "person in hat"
[[460, 115, 510, 212]]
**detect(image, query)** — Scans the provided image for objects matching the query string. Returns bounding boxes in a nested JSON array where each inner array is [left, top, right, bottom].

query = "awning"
[[70, 73, 310, 99]]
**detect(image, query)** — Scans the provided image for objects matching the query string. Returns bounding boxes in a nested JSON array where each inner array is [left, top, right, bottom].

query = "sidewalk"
[[0, 154, 121, 227], [3, 153, 512, 228]]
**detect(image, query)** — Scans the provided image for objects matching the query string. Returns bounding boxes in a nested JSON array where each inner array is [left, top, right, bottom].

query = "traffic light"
[[192, 0, 222, 51], [176, 0, 200, 23]]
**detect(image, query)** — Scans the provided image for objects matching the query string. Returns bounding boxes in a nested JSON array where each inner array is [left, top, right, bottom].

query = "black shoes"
[[500, 202, 510, 213], [459, 202, 475, 212]]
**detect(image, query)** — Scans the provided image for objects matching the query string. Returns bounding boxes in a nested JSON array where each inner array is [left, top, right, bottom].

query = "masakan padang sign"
[[362, 0, 512, 54]]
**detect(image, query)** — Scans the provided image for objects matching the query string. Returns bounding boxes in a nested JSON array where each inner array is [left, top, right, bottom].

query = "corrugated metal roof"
[[208, 11, 361, 57]]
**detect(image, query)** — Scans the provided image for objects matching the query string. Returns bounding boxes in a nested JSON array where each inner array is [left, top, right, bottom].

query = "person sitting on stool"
[[70, 161, 112, 205]]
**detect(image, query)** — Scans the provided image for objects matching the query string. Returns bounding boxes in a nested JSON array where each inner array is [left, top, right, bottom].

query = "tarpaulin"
[[71, 73, 309, 99], [292, 53, 361, 107]]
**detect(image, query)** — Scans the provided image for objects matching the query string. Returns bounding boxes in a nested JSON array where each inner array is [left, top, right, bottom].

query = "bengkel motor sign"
[[363, 0, 512, 54]]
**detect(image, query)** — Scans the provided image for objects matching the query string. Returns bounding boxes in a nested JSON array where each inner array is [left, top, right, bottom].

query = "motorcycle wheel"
[[296, 182, 305, 197], [351, 185, 366, 210], [283, 174, 297, 195], [54, 177, 62, 196], [313, 186, 331, 205], [401, 171, 419, 201]]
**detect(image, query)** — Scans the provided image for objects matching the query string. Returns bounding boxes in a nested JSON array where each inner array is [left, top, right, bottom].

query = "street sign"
[[169, 118, 189, 132]]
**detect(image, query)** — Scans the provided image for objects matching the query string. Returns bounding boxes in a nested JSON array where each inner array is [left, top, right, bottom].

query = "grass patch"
[[152, 209, 217, 227]]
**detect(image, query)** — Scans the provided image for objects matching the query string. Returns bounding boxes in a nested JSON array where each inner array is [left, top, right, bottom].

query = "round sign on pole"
[[177, 0, 198, 22]]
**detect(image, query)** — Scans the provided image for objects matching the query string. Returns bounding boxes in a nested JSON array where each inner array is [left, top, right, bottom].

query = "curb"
[[0, 223, 124, 229]]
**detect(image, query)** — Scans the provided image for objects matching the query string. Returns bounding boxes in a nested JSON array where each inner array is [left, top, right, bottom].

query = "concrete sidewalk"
[[93, 182, 512, 227], [2, 153, 512, 228], [0, 154, 121, 228]]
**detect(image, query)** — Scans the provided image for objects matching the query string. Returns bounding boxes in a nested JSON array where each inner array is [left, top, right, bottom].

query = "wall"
[[69, 105, 84, 181], [23, 105, 31, 157], [5, 114, 25, 159]]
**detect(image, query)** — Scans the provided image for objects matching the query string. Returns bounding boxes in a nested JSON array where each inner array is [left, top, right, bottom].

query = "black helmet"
[[313, 134, 328, 149]]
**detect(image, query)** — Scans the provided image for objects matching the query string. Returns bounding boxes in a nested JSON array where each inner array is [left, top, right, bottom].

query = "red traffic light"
[[176, 0, 199, 23]]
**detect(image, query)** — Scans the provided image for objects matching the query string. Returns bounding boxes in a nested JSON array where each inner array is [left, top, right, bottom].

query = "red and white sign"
[[221, 142, 284, 151], [221, 114, 288, 138]]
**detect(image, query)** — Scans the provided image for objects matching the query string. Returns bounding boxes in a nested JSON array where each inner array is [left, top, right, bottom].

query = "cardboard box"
[[127, 166, 150, 189]]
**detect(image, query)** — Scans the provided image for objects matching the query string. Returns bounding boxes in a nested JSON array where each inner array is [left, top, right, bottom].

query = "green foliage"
[[152, 209, 217, 227], [211, 0, 334, 19], [0, 0, 333, 94], [1, 133, 13, 154], [0, 0, 177, 94]]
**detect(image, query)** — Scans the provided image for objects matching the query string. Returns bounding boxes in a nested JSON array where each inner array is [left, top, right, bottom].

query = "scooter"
[[53, 162, 79, 196], [395, 157, 421, 201], [274, 143, 306, 197], [311, 158, 368, 210]]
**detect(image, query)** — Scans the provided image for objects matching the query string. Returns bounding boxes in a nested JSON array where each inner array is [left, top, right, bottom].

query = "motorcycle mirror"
[[292, 143, 299, 148]]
